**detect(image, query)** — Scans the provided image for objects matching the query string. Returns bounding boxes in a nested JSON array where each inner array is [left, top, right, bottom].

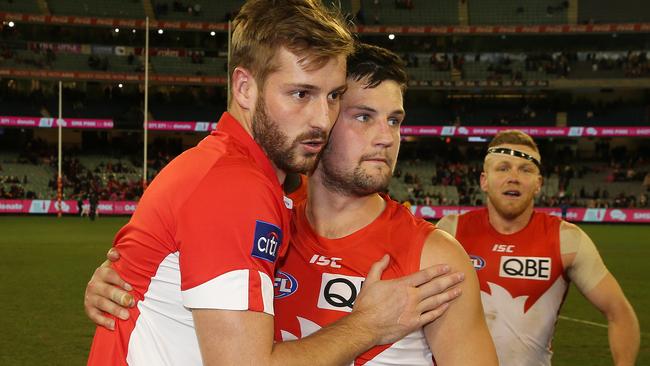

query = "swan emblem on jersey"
[[480, 278, 569, 345], [280, 317, 433, 366]]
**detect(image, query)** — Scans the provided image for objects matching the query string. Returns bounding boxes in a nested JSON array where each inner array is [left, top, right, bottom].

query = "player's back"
[[456, 209, 568, 366], [274, 195, 436, 365]]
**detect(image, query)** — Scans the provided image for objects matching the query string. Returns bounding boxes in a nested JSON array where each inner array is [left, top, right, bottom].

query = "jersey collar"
[[213, 112, 280, 185]]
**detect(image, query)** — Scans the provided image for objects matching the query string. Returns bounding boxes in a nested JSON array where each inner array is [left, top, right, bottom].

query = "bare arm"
[[85, 251, 464, 364], [561, 223, 639, 366], [421, 229, 498, 366], [194, 255, 464, 365], [582, 274, 639, 366]]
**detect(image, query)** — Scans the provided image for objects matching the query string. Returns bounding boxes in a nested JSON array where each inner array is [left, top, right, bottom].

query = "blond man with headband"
[[86, 1, 461, 365], [437, 130, 640, 366]]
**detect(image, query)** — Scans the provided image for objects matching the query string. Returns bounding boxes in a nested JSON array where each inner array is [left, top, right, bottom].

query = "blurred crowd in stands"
[[3, 38, 649, 81], [392, 144, 650, 209], [3, 140, 649, 209]]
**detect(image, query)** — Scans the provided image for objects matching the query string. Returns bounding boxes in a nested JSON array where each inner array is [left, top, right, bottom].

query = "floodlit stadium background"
[[0, 0, 648, 364]]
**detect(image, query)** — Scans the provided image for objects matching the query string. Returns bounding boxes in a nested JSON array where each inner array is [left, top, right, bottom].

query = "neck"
[[306, 171, 385, 239], [227, 106, 286, 184], [486, 199, 535, 235]]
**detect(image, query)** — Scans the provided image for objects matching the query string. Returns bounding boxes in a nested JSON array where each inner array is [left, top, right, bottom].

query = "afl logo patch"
[[274, 271, 298, 299], [470, 255, 486, 270]]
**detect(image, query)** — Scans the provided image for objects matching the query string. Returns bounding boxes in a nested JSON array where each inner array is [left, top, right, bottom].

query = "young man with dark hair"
[[274, 43, 497, 365]]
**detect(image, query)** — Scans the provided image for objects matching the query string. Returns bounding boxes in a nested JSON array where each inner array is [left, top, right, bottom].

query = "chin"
[[500, 201, 532, 219]]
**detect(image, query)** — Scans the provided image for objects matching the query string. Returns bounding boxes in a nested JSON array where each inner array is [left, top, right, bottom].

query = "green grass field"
[[0, 216, 647, 365]]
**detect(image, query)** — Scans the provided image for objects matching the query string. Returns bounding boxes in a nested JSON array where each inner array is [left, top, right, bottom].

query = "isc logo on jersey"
[[317, 273, 364, 313], [499, 256, 551, 281], [274, 271, 298, 299], [251, 220, 282, 262]]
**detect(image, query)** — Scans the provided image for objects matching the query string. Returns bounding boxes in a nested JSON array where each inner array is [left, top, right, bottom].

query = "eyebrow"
[[286, 83, 320, 91], [285, 83, 348, 94], [351, 105, 405, 116], [495, 159, 538, 170]]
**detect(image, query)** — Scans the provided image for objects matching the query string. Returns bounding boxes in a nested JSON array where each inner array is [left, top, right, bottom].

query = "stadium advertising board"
[[1, 200, 649, 222], [400, 126, 650, 137], [410, 206, 650, 223], [0, 116, 113, 129], [147, 121, 218, 132], [0, 200, 136, 215]]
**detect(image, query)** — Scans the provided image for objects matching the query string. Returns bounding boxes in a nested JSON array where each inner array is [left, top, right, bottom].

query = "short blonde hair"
[[230, 0, 354, 97], [489, 130, 539, 153]]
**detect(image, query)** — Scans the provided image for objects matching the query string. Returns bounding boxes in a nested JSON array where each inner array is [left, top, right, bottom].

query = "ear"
[[231, 67, 258, 111], [480, 171, 488, 193]]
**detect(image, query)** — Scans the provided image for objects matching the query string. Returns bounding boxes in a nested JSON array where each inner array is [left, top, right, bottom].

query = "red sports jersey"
[[286, 174, 308, 204], [456, 208, 568, 366], [88, 112, 291, 366], [274, 195, 437, 365]]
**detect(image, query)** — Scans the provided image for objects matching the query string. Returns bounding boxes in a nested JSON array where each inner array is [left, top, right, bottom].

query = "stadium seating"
[[47, 0, 146, 19], [0, 155, 53, 199], [359, 0, 459, 26], [150, 55, 225, 76], [151, 0, 241, 22], [0, 0, 41, 14], [468, 0, 567, 25], [578, 0, 650, 23]]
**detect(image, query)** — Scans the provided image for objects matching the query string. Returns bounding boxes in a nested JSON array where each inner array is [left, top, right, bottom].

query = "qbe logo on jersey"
[[499, 256, 552, 281], [251, 220, 282, 262], [317, 273, 364, 313]]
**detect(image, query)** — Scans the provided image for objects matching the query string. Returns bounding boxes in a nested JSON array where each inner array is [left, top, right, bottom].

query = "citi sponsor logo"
[[470, 255, 486, 270], [309, 255, 342, 269], [251, 220, 282, 262], [274, 271, 298, 299], [499, 256, 551, 281], [492, 244, 515, 253]]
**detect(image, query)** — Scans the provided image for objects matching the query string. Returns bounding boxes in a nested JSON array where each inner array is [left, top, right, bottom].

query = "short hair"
[[230, 0, 354, 96], [488, 130, 539, 154], [346, 42, 408, 92]]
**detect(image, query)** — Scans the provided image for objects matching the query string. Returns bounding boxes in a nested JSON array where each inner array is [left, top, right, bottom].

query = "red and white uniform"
[[456, 209, 568, 366], [274, 195, 436, 365], [88, 113, 291, 366]]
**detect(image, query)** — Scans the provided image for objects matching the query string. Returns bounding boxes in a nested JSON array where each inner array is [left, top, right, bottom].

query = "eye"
[[497, 165, 509, 172], [388, 117, 402, 127], [328, 90, 343, 101], [291, 91, 308, 99], [355, 114, 370, 122]]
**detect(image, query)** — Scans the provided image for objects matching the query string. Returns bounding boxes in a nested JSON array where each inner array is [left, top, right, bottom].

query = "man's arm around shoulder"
[[194, 255, 461, 366], [420, 229, 498, 366]]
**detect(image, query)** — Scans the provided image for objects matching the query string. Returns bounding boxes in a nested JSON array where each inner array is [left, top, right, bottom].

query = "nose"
[[310, 96, 335, 132], [506, 169, 521, 183], [373, 119, 396, 148]]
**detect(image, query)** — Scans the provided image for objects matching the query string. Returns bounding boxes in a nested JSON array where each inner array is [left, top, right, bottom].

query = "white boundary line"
[[558, 315, 607, 328]]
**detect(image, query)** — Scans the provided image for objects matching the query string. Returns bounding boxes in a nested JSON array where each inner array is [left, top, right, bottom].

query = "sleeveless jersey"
[[456, 208, 568, 366], [274, 195, 437, 365]]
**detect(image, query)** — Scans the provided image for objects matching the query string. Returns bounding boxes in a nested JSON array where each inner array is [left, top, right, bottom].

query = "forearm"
[[608, 304, 640, 366], [271, 312, 376, 366]]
